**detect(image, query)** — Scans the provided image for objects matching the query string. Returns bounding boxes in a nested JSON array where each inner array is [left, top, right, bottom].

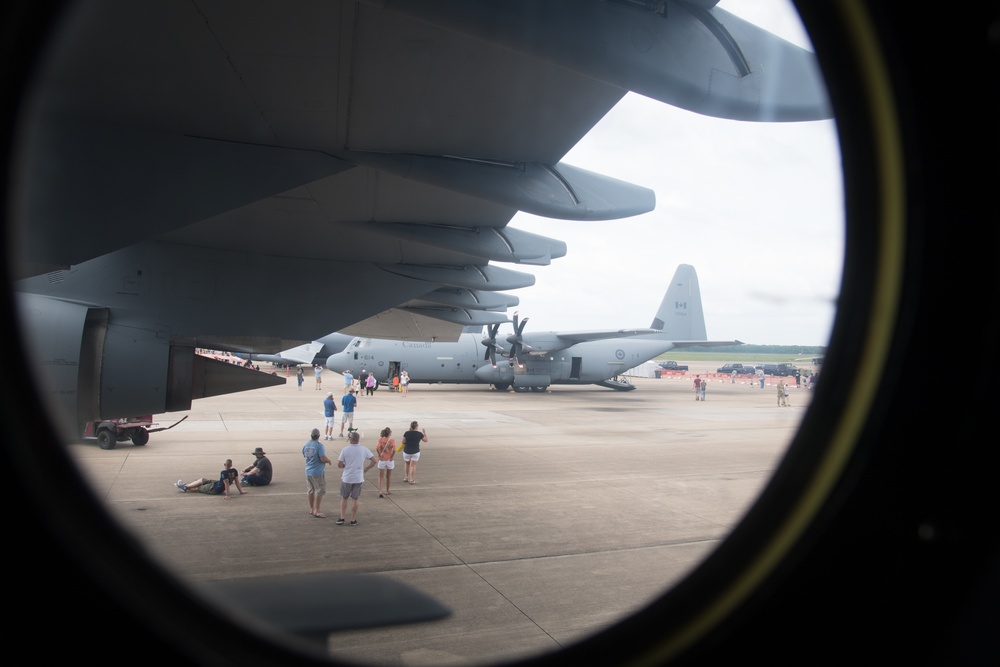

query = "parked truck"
[[657, 360, 689, 372]]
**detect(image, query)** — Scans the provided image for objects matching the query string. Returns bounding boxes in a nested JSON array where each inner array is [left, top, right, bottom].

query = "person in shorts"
[[336, 431, 376, 526], [302, 428, 332, 517], [339, 388, 357, 437], [375, 427, 396, 497], [175, 459, 245, 500], [401, 420, 427, 485], [323, 391, 336, 440]]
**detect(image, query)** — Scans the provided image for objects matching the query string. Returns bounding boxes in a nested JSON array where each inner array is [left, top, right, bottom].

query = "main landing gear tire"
[[530, 386, 548, 392]]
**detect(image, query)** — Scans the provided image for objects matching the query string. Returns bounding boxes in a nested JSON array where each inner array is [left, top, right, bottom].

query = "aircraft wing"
[[524, 329, 663, 354], [273, 342, 326, 367], [11, 0, 825, 423]]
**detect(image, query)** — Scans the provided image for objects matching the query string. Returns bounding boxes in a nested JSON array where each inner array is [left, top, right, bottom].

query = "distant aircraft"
[[235, 332, 354, 368], [326, 265, 739, 392]]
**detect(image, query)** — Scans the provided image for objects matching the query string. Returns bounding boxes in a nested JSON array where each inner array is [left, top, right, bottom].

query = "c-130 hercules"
[[326, 264, 740, 392]]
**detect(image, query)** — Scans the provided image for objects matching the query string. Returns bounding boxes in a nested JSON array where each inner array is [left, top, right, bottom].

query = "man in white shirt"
[[336, 431, 376, 526]]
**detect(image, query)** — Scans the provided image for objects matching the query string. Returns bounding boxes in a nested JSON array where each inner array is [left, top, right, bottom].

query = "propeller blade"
[[482, 322, 502, 363]]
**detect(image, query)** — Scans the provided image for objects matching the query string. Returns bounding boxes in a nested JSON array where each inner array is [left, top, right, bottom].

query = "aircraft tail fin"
[[649, 264, 707, 340]]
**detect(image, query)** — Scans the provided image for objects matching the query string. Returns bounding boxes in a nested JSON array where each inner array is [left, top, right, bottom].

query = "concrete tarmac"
[[68, 367, 810, 665]]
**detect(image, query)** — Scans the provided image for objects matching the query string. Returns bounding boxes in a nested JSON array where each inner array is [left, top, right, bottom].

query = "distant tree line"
[[684, 344, 827, 355]]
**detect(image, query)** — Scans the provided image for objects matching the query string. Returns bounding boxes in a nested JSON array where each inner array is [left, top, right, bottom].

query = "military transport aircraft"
[[235, 332, 354, 368], [6, 4, 995, 667], [326, 264, 738, 391], [9, 0, 827, 442]]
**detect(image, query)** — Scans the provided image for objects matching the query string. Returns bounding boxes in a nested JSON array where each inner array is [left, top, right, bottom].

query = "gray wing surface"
[[16, 0, 648, 346], [11, 0, 826, 422]]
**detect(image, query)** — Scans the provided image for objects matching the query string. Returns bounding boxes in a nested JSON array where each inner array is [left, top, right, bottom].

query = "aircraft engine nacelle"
[[16, 294, 282, 441], [474, 364, 514, 384]]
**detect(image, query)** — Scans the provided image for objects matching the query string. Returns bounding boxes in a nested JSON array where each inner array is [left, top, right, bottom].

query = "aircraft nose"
[[325, 353, 344, 371]]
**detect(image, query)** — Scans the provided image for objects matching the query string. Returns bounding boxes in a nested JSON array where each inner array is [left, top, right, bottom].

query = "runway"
[[69, 369, 810, 665]]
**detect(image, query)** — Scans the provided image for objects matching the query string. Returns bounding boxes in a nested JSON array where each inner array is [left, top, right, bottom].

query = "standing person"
[[784, 381, 792, 406], [323, 392, 337, 440], [302, 428, 332, 517], [731, 369, 737, 384], [375, 427, 396, 498], [314, 364, 323, 390], [392, 374, 400, 393], [175, 459, 245, 500], [343, 369, 353, 391], [777, 380, 787, 407], [758, 367, 766, 389], [365, 372, 376, 397], [693, 375, 702, 401], [339, 388, 357, 437], [700, 378, 707, 401], [336, 431, 376, 526], [400, 371, 410, 397], [401, 421, 427, 485], [297, 366, 304, 391], [240, 447, 272, 486]]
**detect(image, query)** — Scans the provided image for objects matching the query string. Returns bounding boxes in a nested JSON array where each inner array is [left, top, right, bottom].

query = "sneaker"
[[349, 520, 358, 526], [175, 480, 186, 492], [335, 518, 345, 525], [338, 434, 344, 438]]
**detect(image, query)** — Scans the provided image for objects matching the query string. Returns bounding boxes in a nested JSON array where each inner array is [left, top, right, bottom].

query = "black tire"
[[97, 429, 117, 450], [130, 428, 149, 446], [493, 383, 509, 392]]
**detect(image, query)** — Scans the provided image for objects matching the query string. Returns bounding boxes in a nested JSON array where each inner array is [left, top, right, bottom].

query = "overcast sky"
[[505, 1, 842, 347]]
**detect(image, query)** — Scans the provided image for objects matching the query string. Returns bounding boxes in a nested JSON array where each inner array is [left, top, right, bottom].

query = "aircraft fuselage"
[[326, 333, 677, 390]]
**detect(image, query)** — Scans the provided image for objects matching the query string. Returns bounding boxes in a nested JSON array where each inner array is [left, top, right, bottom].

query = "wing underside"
[[11, 0, 825, 421]]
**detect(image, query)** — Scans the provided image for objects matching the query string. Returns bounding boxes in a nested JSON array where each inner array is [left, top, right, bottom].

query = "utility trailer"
[[82, 415, 189, 450]]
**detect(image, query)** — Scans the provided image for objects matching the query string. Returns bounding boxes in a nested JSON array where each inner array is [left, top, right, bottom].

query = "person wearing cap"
[[302, 428, 332, 518], [323, 391, 337, 440], [336, 431, 376, 526], [241, 447, 272, 486], [339, 388, 357, 438]]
